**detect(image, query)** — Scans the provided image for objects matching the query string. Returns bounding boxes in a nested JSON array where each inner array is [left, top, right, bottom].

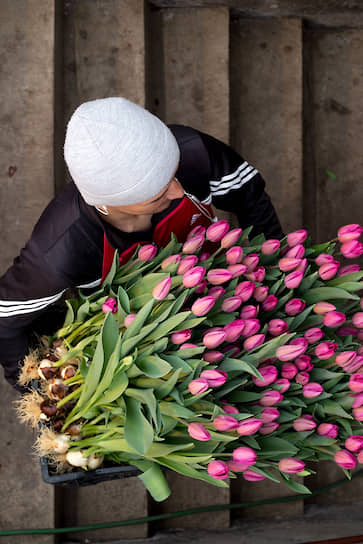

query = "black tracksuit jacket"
[[0, 125, 284, 387]]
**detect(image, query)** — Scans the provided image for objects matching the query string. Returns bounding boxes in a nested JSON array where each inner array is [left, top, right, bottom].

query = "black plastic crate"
[[40, 456, 141, 487]]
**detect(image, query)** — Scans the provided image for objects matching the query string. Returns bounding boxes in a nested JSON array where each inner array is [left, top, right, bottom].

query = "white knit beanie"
[[63, 97, 180, 206]]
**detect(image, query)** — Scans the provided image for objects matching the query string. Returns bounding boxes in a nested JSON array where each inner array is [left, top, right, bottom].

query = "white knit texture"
[[64, 97, 180, 206]]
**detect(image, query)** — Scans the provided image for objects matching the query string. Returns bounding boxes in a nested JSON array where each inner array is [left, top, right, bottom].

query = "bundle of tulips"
[[16, 220, 363, 501]]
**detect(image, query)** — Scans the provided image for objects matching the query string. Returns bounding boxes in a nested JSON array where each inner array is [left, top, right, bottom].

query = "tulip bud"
[[208, 286, 226, 299], [313, 302, 336, 315], [353, 406, 363, 421], [244, 334, 265, 351], [285, 244, 305, 259], [222, 296, 243, 313], [262, 295, 278, 312], [179, 343, 198, 350], [152, 277, 171, 300], [317, 423, 339, 439], [200, 369, 228, 388], [137, 244, 157, 261], [339, 264, 362, 277], [349, 373, 363, 393], [242, 469, 265, 482], [352, 393, 363, 409], [187, 225, 206, 239], [345, 435, 363, 453], [254, 286, 269, 302], [243, 253, 259, 272], [334, 449, 357, 469], [233, 446, 257, 467], [343, 355, 363, 374], [315, 342, 338, 360], [224, 319, 245, 342], [276, 344, 307, 361], [199, 252, 211, 262], [259, 422, 279, 434], [274, 378, 290, 393], [291, 337, 309, 349], [304, 328, 324, 344], [318, 262, 340, 280], [195, 279, 207, 294], [259, 390, 283, 406], [241, 319, 260, 337], [213, 414, 239, 431], [223, 404, 239, 414], [182, 235, 205, 254], [183, 266, 206, 288], [303, 382, 323, 398], [268, 318, 289, 337], [252, 365, 278, 387], [124, 314, 137, 327], [188, 378, 209, 396], [341, 240, 363, 259], [296, 258, 308, 273], [203, 329, 226, 349], [352, 312, 363, 329], [323, 311, 346, 328], [295, 354, 313, 371], [188, 422, 211, 441], [254, 266, 266, 283], [359, 450, 363, 464], [338, 223, 363, 243], [281, 362, 298, 380], [287, 229, 308, 247], [171, 329, 192, 345], [191, 296, 215, 316], [261, 239, 281, 255], [206, 220, 230, 242], [237, 418, 263, 435], [315, 253, 335, 266], [260, 407, 280, 423], [240, 305, 259, 319], [177, 255, 199, 274], [228, 264, 248, 278], [207, 460, 229, 479], [203, 350, 223, 363], [293, 415, 317, 431], [336, 325, 358, 337], [160, 254, 181, 270], [296, 371, 310, 385], [227, 460, 249, 472], [102, 297, 118, 314], [279, 258, 302, 272], [285, 298, 306, 316], [278, 458, 305, 474], [226, 246, 243, 265], [284, 270, 304, 289], [207, 268, 233, 285], [235, 281, 255, 301], [221, 228, 242, 248]]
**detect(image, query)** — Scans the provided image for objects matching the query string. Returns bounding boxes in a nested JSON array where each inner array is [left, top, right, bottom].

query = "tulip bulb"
[[66, 450, 88, 468]]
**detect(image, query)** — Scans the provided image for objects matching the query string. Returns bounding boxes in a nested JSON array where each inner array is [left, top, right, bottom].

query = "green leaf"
[[63, 299, 76, 327], [98, 371, 128, 404], [304, 435, 337, 447], [146, 441, 194, 458], [257, 437, 298, 458], [219, 357, 263, 380], [247, 333, 295, 363], [327, 271, 363, 286], [101, 312, 120, 365], [159, 401, 196, 419], [76, 300, 90, 322], [310, 368, 344, 381], [103, 249, 119, 286], [137, 355, 172, 378], [319, 399, 353, 419], [280, 473, 311, 495], [137, 462, 171, 502], [125, 388, 158, 429], [161, 354, 193, 374], [128, 272, 169, 297], [157, 456, 229, 488], [124, 397, 154, 455], [226, 391, 262, 403], [214, 377, 248, 399], [297, 272, 319, 294], [145, 312, 192, 342], [155, 368, 182, 399], [117, 285, 130, 314], [289, 306, 314, 330], [122, 299, 154, 342], [176, 346, 206, 359], [120, 322, 159, 357], [304, 287, 359, 305]]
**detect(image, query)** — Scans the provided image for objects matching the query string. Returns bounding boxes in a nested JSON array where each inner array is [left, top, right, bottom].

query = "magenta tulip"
[[262, 295, 278, 312], [254, 286, 269, 302], [182, 266, 206, 288], [102, 297, 117, 314], [345, 435, 363, 453], [349, 373, 363, 393], [199, 252, 211, 262], [222, 296, 243, 313], [291, 337, 309, 350], [252, 365, 278, 387], [274, 378, 290, 393], [207, 460, 229, 479], [233, 446, 257, 467], [338, 223, 363, 243], [213, 414, 239, 431], [323, 311, 346, 328], [336, 351, 357, 368], [188, 378, 209, 395], [296, 258, 308, 273], [261, 239, 280, 255], [243, 469, 266, 482], [352, 393, 363, 409], [259, 390, 283, 407], [226, 246, 243, 265], [352, 312, 363, 329], [237, 418, 263, 435], [224, 319, 245, 342], [268, 319, 289, 336], [276, 344, 306, 361], [207, 268, 233, 285], [200, 369, 228, 387], [304, 328, 324, 344], [206, 220, 230, 242], [359, 451, 363, 464], [295, 354, 313, 371], [228, 264, 248, 278], [260, 407, 280, 423], [284, 270, 304, 289], [293, 415, 317, 431], [334, 449, 357, 469], [303, 382, 323, 398], [279, 258, 302, 272], [318, 262, 340, 280], [285, 298, 306, 316], [313, 301, 336, 315], [241, 318, 260, 337], [338, 264, 361, 277], [259, 422, 279, 434], [208, 286, 226, 299], [287, 229, 308, 247], [191, 296, 215, 316], [227, 460, 249, 472], [315, 342, 338, 360], [317, 423, 339, 439], [295, 371, 310, 385], [343, 355, 363, 374], [177, 255, 198, 274], [315, 253, 335, 266], [286, 244, 305, 259], [244, 334, 265, 351], [203, 350, 224, 363], [240, 305, 259, 319], [235, 281, 255, 301], [255, 267, 266, 283], [353, 406, 363, 421], [278, 458, 305, 474], [161, 254, 181, 269], [188, 422, 211, 441], [171, 329, 192, 345], [203, 329, 226, 349], [221, 228, 242, 248], [243, 253, 259, 272], [187, 225, 206, 239], [182, 235, 205, 254], [281, 362, 298, 380], [152, 277, 171, 300], [223, 404, 239, 414], [138, 244, 157, 261], [336, 325, 359, 337], [341, 240, 363, 259], [124, 314, 137, 327]]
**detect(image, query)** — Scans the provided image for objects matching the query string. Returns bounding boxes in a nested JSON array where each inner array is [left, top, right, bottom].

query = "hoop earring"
[[95, 206, 109, 216]]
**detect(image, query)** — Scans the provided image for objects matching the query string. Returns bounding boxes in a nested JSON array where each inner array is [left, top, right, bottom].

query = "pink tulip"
[[335, 351, 357, 368], [187, 225, 206, 239], [285, 244, 305, 259], [279, 258, 302, 272], [352, 312, 363, 329], [221, 228, 242, 248], [222, 296, 243, 313], [213, 414, 239, 431], [188, 422, 211, 441], [228, 264, 248, 278], [259, 422, 279, 434], [334, 449, 357, 469], [323, 311, 346, 328], [206, 220, 230, 242], [359, 331, 363, 342], [235, 281, 255, 302], [274, 378, 290, 393], [259, 395, 282, 413], [233, 446, 257, 467], [343, 355, 363, 374], [318, 262, 340, 280], [226, 246, 243, 265], [200, 369, 228, 388], [285, 298, 306, 316], [345, 435, 363, 453], [240, 305, 259, 319], [254, 267, 266, 283], [223, 404, 239, 414], [252, 365, 278, 387], [303, 382, 323, 398], [203, 350, 224, 363], [268, 319, 289, 337], [195, 280, 207, 294], [237, 418, 263, 435], [180, 343, 198, 350], [291, 337, 309, 350], [336, 325, 358, 337], [339, 264, 362, 277], [199, 252, 211, 262], [203, 329, 226, 349], [284, 270, 304, 289], [315, 253, 335, 266], [207, 268, 233, 285], [359, 451, 363, 464], [315, 342, 338, 360], [260, 407, 280, 423], [224, 320, 245, 342], [182, 234, 205, 254], [207, 460, 229, 479], [243, 469, 266, 482], [102, 297, 118, 314], [152, 277, 171, 300], [296, 258, 308, 273], [240, 319, 260, 337], [352, 393, 363, 408], [177, 255, 199, 274], [138, 244, 157, 261], [293, 415, 317, 431], [243, 253, 259, 272], [281, 362, 298, 380], [349, 373, 363, 393], [304, 328, 324, 344], [124, 314, 137, 327], [227, 460, 249, 472], [161, 254, 181, 269], [279, 458, 305, 474], [262, 295, 278, 312], [295, 355, 313, 371], [276, 344, 307, 361], [313, 302, 336, 315], [317, 423, 338, 439], [341, 240, 363, 259], [182, 266, 206, 288], [353, 406, 363, 421], [338, 224, 363, 243], [295, 371, 310, 385], [208, 286, 226, 300], [188, 378, 209, 395], [287, 229, 308, 247], [191, 296, 215, 316], [171, 329, 192, 345], [254, 286, 269, 302], [243, 334, 265, 351], [261, 239, 280, 255]]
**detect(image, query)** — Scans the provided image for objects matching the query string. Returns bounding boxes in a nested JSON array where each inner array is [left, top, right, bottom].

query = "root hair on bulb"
[[18, 350, 41, 385], [14, 389, 44, 428]]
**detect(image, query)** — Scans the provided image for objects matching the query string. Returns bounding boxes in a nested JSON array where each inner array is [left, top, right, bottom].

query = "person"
[[0, 96, 284, 390]]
